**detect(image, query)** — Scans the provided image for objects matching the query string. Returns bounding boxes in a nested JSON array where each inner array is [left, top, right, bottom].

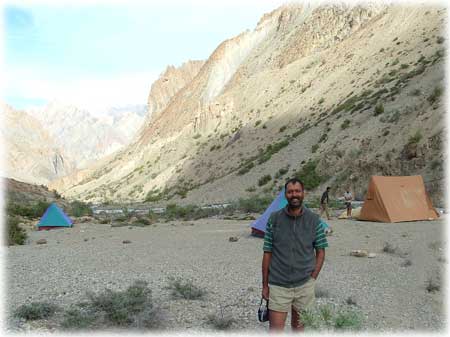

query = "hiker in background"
[[262, 178, 328, 331], [344, 189, 353, 217], [320, 186, 332, 220]]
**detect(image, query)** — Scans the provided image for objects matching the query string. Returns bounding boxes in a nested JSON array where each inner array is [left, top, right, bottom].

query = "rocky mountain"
[[2, 104, 75, 185], [51, 3, 446, 207], [26, 102, 146, 169], [146, 61, 205, 122]]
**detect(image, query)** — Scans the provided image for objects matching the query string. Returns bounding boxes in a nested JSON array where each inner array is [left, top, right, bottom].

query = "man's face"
[[285, 182, 304, 209]]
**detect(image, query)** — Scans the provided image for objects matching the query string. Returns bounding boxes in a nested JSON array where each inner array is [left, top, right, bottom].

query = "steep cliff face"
[[147, 60, 205, 121], [53, 3, 446, 206], [2, 104, 75, 184]]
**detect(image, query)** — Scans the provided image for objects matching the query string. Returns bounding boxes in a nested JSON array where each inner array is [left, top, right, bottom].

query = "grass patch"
[[15, 302, 59, 320], [300, 305, 363, 331], [206, 307, 235, 330], [166, 277, 206, 300]]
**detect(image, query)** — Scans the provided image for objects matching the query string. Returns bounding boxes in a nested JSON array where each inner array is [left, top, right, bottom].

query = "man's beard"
[[287, 197, 303, 209]]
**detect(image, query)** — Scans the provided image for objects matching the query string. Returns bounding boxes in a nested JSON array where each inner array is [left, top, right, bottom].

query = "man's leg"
[[291, 307, 305, 331], [269, 310, 288, 331], [325, 204, 331, 220], [268, 285, 292, 331], [292, 278, 316, 332]]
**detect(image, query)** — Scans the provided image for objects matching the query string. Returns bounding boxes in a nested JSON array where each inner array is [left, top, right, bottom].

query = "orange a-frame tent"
[[359, 176, 439, 223]]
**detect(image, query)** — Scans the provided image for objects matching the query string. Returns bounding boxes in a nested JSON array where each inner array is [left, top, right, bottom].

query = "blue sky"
[[3, 0, 288, 114]]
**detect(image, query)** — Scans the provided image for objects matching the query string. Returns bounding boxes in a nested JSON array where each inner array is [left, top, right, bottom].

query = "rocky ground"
[[5, 211, 447, 333]]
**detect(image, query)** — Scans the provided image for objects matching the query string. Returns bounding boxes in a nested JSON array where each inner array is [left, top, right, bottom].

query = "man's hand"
[[262, 285, 269, 300]]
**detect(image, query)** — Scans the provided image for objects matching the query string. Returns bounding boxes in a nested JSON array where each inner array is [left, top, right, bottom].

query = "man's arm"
[[262, 252, 271, 299], [311, 248, 325, 279], [312, 220, 328, 279], [262, 217, 274, 300]]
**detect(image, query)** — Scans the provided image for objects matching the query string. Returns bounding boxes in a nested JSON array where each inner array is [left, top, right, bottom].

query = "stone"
[[350, 249, 368, 257], [36, 239, 47, 245], [123, 240, 132, 244], [229, 236, 239, 242]]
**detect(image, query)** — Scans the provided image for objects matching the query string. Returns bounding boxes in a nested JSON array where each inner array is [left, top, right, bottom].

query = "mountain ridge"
[[49, 3, 445, 206]]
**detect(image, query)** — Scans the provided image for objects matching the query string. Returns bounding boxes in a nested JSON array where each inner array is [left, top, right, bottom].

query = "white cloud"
[[4, 67, 157, 114]]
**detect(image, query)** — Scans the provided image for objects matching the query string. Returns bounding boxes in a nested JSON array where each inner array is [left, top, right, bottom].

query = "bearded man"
[[261, 178, 328, 331]]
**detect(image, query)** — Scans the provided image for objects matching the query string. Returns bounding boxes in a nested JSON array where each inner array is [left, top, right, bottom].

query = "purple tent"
[[250, 189, 330, 237], [251, 189, 287, 237]]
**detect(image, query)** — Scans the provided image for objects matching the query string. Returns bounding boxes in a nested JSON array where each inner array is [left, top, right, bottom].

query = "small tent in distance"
[[37, 203, 73, 230], [359, 175, 439, 223]]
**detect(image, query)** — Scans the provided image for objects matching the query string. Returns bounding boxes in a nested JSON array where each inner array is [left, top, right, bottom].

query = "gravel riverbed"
[[5, 216, 446, 333]]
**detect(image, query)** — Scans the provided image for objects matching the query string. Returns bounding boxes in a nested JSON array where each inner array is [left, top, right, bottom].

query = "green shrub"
[[334, 309, 362, 330], [70, 200, 93, 217], [318, 133, 328, 143], [258, 175, 272, 186], [87, 280, 153, 326], [234, 196, 272, 213], [207, 310, 235, 330], [145, 190, 163, 202], [427, 86, 443, 104], [408, 130, 422, 144], [237, 162, 254, 175], [166, 277, 206, 300], [374, 103, 384, 116], [132, 218, 152, 227], [431, 159, 442, 170], [7, 200, 51, 218], [255, 120, 262, 127], [437, 36, 445, 44], [275, 167, 289, 179], [257, 139, 290, 164], [7, 217, 27, 245], [300, 305, 363, 331], [340, 120, 351, 129], [193, 134, 201, 139], [311, 144, 319, 153], [14, 302, 59, 320], [245, 186, 256, 192], [61, 306, 98, 330], [294, 160, 325, 190], [279, 125, 287, 132], [291, 124, 310, 138], [411, 89, 421, 96], [318, 98, 325, 104]]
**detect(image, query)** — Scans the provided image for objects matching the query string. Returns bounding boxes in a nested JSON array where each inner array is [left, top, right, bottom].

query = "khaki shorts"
[[268, 278, 315, 313]]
